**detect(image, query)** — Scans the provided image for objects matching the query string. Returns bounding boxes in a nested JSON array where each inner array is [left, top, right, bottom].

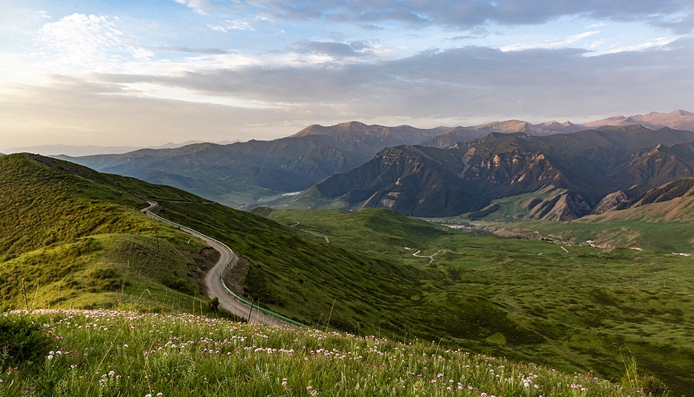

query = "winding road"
[[290, 221, 330, 243], [411, 249, 464, 264], [141, 202, 290, 327]]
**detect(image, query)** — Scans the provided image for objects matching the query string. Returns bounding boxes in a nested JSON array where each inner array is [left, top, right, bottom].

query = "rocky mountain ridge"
[[295, 126, 694, 219]]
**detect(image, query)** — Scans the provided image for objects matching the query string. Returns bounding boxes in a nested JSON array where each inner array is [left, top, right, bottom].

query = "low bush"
[[0, 314, 52, 367]]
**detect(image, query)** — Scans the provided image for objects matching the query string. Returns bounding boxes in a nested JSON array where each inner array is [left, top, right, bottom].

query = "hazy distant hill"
[[60, 123, 446, 207], [295, 126, 694, 219], [420, 120, 588, 148], [290, 121, 443, 147], [4, 141, 211, 157], [422, 110, 694, 149], [582, 109, 694, 131], [61, 139, 372, 205]]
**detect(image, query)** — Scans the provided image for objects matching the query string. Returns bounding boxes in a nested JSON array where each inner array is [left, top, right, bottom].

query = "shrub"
[[162, 276, 196, 294], [0, 315, 53, 367]]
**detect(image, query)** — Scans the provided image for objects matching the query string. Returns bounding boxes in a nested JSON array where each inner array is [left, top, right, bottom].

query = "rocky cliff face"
[[592, 191, 630, 215]]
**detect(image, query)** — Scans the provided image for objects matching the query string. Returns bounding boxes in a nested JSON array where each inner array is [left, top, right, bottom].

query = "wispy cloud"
[[606, 37, 677, 53], [450, 27, 490, 40], [208, 17, 271, 32], [147, 45, 229, 54], [292, 40, 373, 58], [37, 14, 127, 68], [501, 30, 599, 52], [589, 39, 605, 49], [173, 0, 210, 15], [241, 0, 693, 32]]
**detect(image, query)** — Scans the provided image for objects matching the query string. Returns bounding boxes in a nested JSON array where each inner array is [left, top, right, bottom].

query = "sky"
[[1, 0, 693, 150]]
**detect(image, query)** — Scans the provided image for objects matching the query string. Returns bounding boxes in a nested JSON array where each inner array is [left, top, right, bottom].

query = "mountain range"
[[57, 110, 694, 214], [296, 125, 694, 219]]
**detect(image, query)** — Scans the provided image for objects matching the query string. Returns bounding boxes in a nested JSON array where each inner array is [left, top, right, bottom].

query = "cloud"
[[0, 76, 287, 148], [83, 37, 694, 124], [173, 0, 210, 15], [358, 23, 384, 31], [37, 14, 133, 69], [450, 27, 491, 40], [207, 16, 272, 32], [148, 45, 229, 54], [605, 37, 677, 53], [35, 11, 51, 20], [501, 30, 600, 51], [292, 40, 371, 58], [220, 19, 254, 31], [3, 40, 693, 148], [654, 11, 694, 34], [241, 0, 693, 31]]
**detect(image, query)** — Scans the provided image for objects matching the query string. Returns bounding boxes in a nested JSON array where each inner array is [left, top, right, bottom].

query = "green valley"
[[257, 208, 694, 395], [3, 152, 694, 394]]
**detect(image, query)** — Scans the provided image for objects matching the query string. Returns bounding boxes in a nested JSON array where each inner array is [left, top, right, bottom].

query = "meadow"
[[258, 208, 694, 395], [0, 309, 653, 397]]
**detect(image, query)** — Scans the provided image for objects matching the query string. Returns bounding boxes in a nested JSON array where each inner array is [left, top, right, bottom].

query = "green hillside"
[[0, 153, 229, 313], [258, 208, 694, 395]]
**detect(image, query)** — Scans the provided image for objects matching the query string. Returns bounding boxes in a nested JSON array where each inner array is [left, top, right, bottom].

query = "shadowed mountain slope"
[[296, 127, 694, 219]]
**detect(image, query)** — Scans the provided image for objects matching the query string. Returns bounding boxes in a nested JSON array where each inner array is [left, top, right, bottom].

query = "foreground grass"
[[1, 309, 643, 397]]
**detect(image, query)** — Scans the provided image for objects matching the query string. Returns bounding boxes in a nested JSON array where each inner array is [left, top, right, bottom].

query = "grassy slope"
[[258, 208, 694, 395], [0, 154, 222, 313], [477, 195, 694, 252], [1, 309, 643, 397], [155, 203, 435, 334]]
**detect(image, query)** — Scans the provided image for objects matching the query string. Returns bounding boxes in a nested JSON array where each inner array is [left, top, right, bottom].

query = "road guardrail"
[[143, 206, 309, 328]]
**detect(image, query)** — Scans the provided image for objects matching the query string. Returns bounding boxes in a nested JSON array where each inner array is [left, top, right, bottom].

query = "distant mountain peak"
[[645, 111, 665, 117], [292, 121, 375, 137], [338, 121, 369, 129]]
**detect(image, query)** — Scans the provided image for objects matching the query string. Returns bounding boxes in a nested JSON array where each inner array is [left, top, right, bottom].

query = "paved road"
[[141, 202, 290, 327]]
